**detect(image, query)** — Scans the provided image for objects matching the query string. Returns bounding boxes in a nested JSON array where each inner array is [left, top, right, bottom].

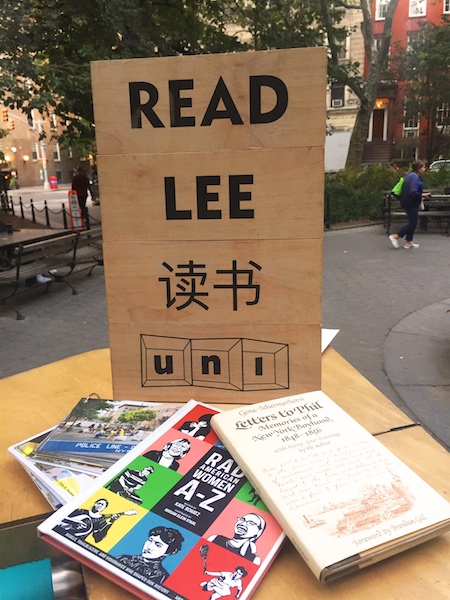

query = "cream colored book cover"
[[211, 391, 450, 583]]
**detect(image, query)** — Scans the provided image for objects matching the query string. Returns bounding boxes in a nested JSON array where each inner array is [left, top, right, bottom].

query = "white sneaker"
[[389, 234, 400, 248], [36, 274, 53, 284], [404, 242, 419, 249]]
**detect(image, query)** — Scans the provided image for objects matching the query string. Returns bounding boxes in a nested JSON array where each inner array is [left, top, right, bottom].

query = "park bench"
[[383, 192, 450, 236], [62, 227, 103, 278], [0, 228, 103, 319]]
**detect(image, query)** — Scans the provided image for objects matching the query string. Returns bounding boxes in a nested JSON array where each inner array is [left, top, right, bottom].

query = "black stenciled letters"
[[165, 177, 192, 220], [249, 75, 288, 124], [197, 176, 221, 219], [129, 75, 288, 128], [169, 79, 195, 127], [229, 175, 254, 219], [200, 77, 244, 126], [129, 82, 164, 129], [165, 175, 254, 221]]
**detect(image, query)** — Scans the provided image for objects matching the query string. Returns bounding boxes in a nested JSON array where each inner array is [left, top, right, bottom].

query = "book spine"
[[211, 418, 323, 583]]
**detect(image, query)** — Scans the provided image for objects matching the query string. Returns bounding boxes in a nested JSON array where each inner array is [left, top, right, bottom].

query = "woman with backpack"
[[389, 159, 430, 249]]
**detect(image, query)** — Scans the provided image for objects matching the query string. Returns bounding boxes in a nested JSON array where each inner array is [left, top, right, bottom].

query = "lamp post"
[[36, 120, 50, 190]]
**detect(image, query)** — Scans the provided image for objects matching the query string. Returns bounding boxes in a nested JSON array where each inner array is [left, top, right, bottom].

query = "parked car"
[[429, 160, 450, 171]]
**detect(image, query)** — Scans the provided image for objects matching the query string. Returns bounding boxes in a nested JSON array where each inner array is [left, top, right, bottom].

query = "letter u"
[[154, 355, 174, 374]]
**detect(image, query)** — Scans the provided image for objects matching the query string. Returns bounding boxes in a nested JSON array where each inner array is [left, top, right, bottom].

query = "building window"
[[436, 102, 450, 132], [50, 114, 58, 131], [375, 0, 389, 20], [330, 83, 345, 108], [409, 0, 426, 17], [400, 146, 418, 161], [445, 0, 450, 14], [403, 112, 420, 138], [53, 143, 61, 162], [31, 142, 40, 161], [68, 147, 73, 159], [407, 30, 422, 52]]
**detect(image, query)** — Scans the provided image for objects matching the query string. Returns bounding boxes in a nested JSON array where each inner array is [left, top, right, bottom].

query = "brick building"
[[0, 106, 86, 189]]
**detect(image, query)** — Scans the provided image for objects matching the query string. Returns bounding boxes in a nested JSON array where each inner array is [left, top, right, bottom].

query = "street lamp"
[[36, 120, 50, 190]]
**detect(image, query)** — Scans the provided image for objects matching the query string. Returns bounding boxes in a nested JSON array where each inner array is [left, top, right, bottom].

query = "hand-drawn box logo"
[[141, 334, 289, 392]]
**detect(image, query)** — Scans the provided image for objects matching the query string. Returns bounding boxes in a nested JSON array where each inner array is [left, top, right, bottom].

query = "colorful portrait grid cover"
[[46, 402, 285, 600]]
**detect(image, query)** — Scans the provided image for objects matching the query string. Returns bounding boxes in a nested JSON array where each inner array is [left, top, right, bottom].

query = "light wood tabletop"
[[1, 347, 449, 599]]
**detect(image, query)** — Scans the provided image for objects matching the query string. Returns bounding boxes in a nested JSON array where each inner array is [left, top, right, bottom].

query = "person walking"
[[389, 159, 430, 249], [71, 166, 92, 221]]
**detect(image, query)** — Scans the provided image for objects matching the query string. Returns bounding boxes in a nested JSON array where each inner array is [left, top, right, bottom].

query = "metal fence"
[[1, 192, 100, 230]]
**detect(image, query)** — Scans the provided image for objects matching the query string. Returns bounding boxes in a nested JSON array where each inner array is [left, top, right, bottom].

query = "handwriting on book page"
[[262, 438, 414, 533]]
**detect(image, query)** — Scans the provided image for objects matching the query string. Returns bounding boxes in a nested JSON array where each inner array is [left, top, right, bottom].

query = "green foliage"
[[394, 19, 450, 161], [0, 0, 242, 152], [117, 409, 158, 424], [422, 167, 450, 191], [325, 165, 403, 223], [62, 398, 115, 427]]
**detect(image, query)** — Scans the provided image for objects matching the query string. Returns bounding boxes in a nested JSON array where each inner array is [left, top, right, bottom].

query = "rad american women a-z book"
[[38, 400, 285, 600]]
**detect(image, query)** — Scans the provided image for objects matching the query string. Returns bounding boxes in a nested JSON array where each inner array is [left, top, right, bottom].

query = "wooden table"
[[1, 348, 449, 599]]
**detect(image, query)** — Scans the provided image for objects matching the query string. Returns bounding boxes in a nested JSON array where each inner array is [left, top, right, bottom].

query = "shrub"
[[325, 165, 401, 224]]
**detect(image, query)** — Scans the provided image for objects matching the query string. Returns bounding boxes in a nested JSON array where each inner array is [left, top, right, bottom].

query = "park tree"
[[117, 409, 158, 425], [60, 398, 115, 429], [0, 0, 241, 154], [225, 1, 401, 168], [0, 0, 406, 168], [396, 20, 450, 161], [322, 0, 400, 169]]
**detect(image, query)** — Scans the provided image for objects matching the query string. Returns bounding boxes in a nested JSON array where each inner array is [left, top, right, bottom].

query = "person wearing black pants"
[[389, 159, 429, 249]]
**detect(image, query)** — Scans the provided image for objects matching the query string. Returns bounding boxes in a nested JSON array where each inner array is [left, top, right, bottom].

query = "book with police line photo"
[[9, 397, 182, 508], [210, 390, 450, 583], [30, 396, 182, 468], [38, 400, 285, 600]]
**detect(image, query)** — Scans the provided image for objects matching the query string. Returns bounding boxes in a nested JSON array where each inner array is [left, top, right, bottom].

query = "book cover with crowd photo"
[[38, 401, 285, 600]]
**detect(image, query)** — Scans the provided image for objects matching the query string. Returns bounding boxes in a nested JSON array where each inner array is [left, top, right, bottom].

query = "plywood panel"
[[109, 323, 321, 404], [103, 239, 321, 325], [97, 147, 324, 242], [91, 48, 326, 403], [91, 48, 327, 156]]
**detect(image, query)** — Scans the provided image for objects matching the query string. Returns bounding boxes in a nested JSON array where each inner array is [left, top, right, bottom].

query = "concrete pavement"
[[1, 193, 449, 450]]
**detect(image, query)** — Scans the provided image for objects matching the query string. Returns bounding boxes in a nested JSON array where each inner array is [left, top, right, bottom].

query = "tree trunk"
[[345, 102, 372, 169], [343, 0, 399, 169]]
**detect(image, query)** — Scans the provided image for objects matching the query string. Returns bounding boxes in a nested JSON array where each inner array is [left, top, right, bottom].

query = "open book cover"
[[210, 391, 450, 583], [38, 400, 285, 600]]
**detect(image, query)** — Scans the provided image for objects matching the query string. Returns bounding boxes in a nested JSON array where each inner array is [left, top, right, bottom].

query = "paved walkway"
[[323, 225, 449, 450], [1, 199, 449, 450]]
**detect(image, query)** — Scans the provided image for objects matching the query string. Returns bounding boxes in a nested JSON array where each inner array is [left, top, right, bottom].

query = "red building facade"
[[365, 0, 449, 165]]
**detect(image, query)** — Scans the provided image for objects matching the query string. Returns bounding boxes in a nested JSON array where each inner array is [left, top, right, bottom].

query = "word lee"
[[165, 175, 254, 221]]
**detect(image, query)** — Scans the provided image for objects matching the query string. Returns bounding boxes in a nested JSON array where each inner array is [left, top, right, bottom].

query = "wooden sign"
[[91, 48, 327, 404]]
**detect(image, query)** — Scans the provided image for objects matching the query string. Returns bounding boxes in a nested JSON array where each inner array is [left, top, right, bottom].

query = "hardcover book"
[[38, 400, 285, 600], [210, 391, 450, 583]]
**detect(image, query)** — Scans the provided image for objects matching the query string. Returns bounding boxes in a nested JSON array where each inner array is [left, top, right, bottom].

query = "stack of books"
[[9, 390, 450, 599], [8, 397, 181, 508]]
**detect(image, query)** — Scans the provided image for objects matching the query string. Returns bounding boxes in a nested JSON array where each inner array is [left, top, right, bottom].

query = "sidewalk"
[[323, 224, 449, 450], [1, 210, 449, 450]]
